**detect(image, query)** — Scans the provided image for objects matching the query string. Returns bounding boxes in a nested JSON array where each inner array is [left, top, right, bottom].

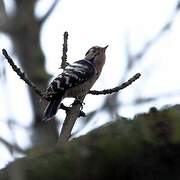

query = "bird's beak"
[[103, 45, 108, 51]]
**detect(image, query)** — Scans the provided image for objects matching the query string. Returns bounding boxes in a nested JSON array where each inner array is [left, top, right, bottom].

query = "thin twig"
[[60, 31, 69, 69], [89, 73, 141, 95], [0, 137, 25, 154], [2, 49, 44, 97], [39, 0, 60, 26], [127, 1, 180, 66]]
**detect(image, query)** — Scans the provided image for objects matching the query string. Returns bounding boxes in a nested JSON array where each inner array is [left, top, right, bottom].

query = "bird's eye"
[[85, 47, 96, 56], [91, 48, 96, 53]]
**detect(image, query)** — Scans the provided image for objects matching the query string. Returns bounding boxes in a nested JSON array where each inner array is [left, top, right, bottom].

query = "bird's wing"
[[45, 60, 96, 99]]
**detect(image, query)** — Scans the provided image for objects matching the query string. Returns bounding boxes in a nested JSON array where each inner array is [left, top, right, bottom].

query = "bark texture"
[[0, 105, 180, 180]]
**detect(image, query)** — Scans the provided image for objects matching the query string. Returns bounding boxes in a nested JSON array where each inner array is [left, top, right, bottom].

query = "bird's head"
[[85, 45, 108, 61]]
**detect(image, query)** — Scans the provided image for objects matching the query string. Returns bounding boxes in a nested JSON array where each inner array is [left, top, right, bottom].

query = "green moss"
[[1, 105, 180, 180]]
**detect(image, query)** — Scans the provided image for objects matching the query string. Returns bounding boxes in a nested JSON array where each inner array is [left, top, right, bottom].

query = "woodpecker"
[[43, 45, 108, 121]]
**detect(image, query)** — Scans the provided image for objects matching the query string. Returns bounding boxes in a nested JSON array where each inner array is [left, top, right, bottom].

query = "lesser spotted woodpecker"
[[43, 45, 108, 121]]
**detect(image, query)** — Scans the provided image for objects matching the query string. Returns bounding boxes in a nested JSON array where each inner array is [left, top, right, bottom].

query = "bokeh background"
[[0, 0, 180, 168]]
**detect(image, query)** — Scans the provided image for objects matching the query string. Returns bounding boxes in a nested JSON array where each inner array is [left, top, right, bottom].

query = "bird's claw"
[[71, 97, 85, 110]]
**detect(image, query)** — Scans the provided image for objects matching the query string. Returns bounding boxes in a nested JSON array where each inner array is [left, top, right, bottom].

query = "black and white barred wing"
[[64, 60, 96, 86], [46, 60, 96, 99]]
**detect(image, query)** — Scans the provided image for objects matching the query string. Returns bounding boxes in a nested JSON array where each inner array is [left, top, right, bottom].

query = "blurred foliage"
[[1, 105, 180, 179], [0, 0, 60, 147]]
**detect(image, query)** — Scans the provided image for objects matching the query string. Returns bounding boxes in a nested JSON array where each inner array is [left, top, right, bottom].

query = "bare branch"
[[95, 2, 180, 119], [60, 103, 86, 117], [127, 1, 180, 64], [57, 73, 141, 142], [1, 48, 86, 118], [2, 49, 44, 97], [134, 90, 180, 105], [57, 96, 86, 144], [38, 0, 60, 26], [89, 73, 141, 95], [60, 31, 69, 69], [0, 137, 25, 154]]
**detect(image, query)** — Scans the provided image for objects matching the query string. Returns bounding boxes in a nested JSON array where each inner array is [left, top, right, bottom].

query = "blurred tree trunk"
[[0, 0, 59, 146]]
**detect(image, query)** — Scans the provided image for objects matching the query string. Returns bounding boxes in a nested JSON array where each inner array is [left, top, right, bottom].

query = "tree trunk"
[[1, 0, 58, 146]]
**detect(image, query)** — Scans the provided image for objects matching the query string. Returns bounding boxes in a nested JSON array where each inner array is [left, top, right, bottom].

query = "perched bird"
[[43, 45, 108, 121]]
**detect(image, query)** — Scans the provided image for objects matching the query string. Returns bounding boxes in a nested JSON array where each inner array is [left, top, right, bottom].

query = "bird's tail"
[[43, 96, 63, 121]]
